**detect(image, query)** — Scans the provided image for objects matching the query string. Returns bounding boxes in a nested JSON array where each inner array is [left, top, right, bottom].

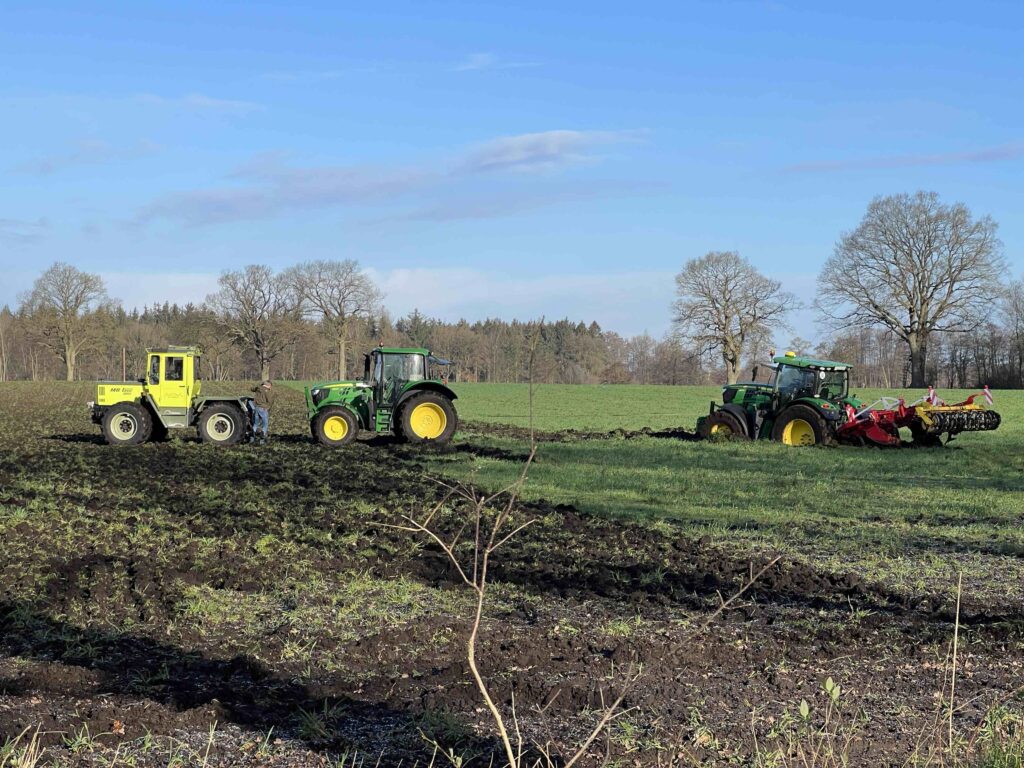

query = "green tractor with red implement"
[[697, 351, 1000, 447], [305, 346, 459, 447]]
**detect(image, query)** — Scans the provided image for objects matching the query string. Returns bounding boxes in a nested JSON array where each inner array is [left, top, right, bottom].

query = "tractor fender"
[[140, 394, 169, 427], [193, 396, 253, 418], [396, 382, 458, 409], [789, 397, 844, 421], [717, 404, 753, 438]]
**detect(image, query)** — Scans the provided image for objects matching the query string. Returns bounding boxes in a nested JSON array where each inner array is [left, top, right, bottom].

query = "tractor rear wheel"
[[198, 404, 245, 446], [771, 404, 833, 447], [101, 403, 152, 446], [314, 407, 358, 448], [699, 410, 749, 441], [399, 393, 458, 445]]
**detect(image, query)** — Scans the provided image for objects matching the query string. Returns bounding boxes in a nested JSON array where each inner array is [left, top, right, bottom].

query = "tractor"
[[306, 346, 458, 447], [697, 351, 855, 446], [696, 351, 1000, 447], [88, 346, 256, 446]]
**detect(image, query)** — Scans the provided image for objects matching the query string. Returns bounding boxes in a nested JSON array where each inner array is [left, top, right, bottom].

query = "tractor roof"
[[773, 353, 851, 371], [147, 345, 201, 355], [377, 347, 430, 356]]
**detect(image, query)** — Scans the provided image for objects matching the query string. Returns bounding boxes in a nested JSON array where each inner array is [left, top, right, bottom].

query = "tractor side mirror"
[[752, 365, 759, 381]]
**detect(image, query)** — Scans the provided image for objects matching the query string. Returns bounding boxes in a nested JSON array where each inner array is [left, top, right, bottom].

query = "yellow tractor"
[[88, 346, 254, 446]]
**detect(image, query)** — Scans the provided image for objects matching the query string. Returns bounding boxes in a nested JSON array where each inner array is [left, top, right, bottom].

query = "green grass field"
[[430, 383, 1024, 609]]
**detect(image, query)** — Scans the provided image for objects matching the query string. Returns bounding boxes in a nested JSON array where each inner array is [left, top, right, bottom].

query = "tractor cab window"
[[817, 370, 848, 400], [148, 356, 160, 385], [371, 353, 383, 386], [166, 357, 184, 382], [775, 365, 817, 403], [383, 354, 425, 384]]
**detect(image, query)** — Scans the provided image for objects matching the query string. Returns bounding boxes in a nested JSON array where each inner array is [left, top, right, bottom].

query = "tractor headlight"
[[311, 388, 327, 406]]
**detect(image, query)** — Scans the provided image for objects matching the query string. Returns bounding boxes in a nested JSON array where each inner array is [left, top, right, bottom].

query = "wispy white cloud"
[[12, 139, 161, 176], [458, 130, 643, 174], [136, 156, 430, 227], [452, 52, 541, 72], [0, 217, 49, 245], [136, 92, 264, 115], [784, 142, 1024, 173], [136, 129, 646, 227]]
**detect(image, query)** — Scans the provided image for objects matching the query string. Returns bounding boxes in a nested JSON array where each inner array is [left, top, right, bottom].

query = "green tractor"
[[306, 346, 458, 447], [696, 351, 859, 447]]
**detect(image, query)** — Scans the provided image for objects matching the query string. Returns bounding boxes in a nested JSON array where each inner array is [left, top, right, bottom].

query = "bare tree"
[[283, 259, 381, 379], [0, 306, 11, 382], [205, 265, 302, 380], [817, 192, 1005, 388], [672, 251, 793, 384], [18, 262, 110, 381]]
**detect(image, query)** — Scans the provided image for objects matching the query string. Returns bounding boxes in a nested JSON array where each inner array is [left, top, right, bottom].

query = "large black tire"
[[771, 404, 834, 447], [313, 406, 358, 448], [101, 403, 152, 446], [698, 410, 750, 441], [399, 393, 458, 445], [198, 403, 245, 446]]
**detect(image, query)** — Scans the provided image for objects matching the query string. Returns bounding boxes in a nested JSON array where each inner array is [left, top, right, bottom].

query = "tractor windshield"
[[776, 365, 847, 402], [776, 365, 818, 403], [383, 353, 425, 383]]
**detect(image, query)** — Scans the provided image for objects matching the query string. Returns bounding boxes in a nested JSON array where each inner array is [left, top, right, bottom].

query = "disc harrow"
[[837, 389, 1000, 447]]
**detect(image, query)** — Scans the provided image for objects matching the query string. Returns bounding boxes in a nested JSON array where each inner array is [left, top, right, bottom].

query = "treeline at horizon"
[[1, 297, 1021, 390]]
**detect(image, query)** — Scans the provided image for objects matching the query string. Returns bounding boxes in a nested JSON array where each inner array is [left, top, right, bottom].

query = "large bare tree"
[[817, 192, 1005, 387], [672, 251, 793, 383], [19, 262, 110, 380], [206, 265, 302, 380], [283, 259, 381, 379]]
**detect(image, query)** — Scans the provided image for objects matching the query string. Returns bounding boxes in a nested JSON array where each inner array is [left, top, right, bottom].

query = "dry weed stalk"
[[392, 450, 782, 767]]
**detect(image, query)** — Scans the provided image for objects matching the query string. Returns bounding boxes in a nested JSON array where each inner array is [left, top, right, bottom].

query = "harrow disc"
[[920, 408, 1001, 435]]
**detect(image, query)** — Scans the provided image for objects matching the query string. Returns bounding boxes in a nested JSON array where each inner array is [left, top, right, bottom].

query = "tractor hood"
[[310, 380, 366, 392]]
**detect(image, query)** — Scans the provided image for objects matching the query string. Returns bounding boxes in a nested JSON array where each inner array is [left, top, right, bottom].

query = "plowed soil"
[[1, 384, 1022, 766]]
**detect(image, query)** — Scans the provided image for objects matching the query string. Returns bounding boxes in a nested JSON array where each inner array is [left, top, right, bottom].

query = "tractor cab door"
[[148, 353, 192, 427], [378, 353, 425, 407], [775, 365, 818, 407]]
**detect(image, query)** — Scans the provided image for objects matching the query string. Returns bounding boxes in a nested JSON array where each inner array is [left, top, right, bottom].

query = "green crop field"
[[433, 383, 1024, 608], [2, 380, 1023, 766]]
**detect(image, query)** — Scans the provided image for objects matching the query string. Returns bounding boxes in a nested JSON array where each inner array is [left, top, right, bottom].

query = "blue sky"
[[1, 0, 1021, 341]]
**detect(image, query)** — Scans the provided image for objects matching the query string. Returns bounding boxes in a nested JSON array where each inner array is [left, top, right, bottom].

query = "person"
[[250, 380, 274, 444]]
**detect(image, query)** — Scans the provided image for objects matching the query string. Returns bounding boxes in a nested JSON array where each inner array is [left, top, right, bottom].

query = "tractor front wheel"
[[101, 404, 152, 446], [198, 404, 245, 446], [313, 407, 358, 448], [399, 393, 458, 445], [771, 404, 833, 447], [699, 410, 749, 441]]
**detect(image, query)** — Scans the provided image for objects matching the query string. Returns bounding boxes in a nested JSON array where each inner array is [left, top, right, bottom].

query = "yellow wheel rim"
[[782, 418, 815, 446], [323, 415, 349, 441], [410, 402, 447, 439], [710, 423, 732, 437]]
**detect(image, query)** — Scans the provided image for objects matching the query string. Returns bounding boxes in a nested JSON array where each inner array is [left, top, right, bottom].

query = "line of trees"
[[0, 261, 714, 385], [0, 191, 1019, 388]]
